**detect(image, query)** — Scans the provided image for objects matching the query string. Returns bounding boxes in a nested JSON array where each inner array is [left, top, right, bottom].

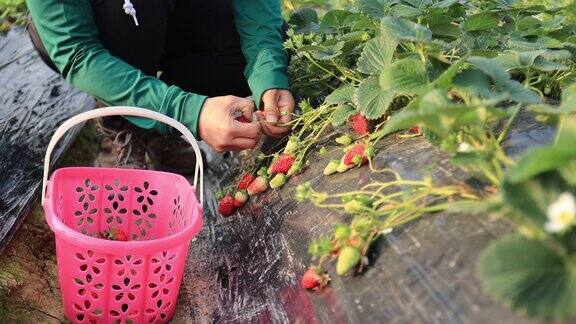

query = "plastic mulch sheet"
[[0, 27, 93, 251], [174, 111, 553, 323]]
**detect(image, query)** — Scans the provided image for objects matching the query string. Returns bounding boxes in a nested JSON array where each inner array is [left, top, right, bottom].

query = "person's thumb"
[[262, 90, 279, 124]]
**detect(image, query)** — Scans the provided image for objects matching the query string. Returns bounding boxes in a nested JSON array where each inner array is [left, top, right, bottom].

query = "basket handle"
[[42, 106, 204, 206]]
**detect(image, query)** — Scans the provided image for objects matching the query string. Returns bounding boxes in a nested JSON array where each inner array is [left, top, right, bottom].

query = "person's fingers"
[[278, 91, 296, 124], [228, 137, 259, 150], [232, 120, 262, 140], [261, 90, 279, 123], [255, 110, 265, 121], [232, 96, 255, 121], [255, 110, 289, 138]]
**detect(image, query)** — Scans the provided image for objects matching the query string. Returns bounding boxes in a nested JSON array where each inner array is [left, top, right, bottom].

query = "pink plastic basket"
[[42, 107, 204, 324]]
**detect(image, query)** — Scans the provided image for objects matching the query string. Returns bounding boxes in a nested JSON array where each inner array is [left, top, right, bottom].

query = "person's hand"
[[198, 96, 262, 152], [256, 89, 295, 139]]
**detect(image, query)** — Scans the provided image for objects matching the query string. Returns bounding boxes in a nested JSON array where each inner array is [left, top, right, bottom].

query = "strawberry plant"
[[213, 1, 576, 320], [0, 0, 27, 32], [476, 113, 576, 320], [297, 170, 475, 275]]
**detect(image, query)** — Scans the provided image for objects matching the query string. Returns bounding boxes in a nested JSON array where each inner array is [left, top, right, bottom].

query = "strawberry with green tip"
[[234, 190, 249, 208], [336, 246, 362, 275], [343, 143, 368, 166], [337, 161, 353, 173], [324, 160, 340, 175], [301, 267, 330, 291], [270, 154, 296, 174], [247, 176, 269, 195], [111, 228, 128, 241], [269, 173, 287, 189], [101, 228, 128, 241], [218, 195, 236, 217]]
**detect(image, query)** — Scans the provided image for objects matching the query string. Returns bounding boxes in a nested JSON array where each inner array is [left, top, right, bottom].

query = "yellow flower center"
[[558, 210, 574, 225]]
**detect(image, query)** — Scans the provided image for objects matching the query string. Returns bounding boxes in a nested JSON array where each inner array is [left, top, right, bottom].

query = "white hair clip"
[[123, 0, 139, 26]]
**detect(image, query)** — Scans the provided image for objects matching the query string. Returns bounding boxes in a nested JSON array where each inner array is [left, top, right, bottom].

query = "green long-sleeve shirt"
[[26, 0, 289, 138]]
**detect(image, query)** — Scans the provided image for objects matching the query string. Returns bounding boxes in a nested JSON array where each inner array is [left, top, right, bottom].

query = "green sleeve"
[[231, 0, 290, 107], [26, 0, 207, 138]]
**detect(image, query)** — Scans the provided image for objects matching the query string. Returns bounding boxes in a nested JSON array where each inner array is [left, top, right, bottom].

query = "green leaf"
[[326, 85, 355, 105], [353, 76, 395, 120], [453, 68, 500, 99], [380, 58, 427, 95], [320, 10, 366, 33], [431, 0, 459, 8], [357, 34, 398, 75], [541, 15, 566, 32], [431, 23, 460, 39], [493, 50, 543, 70], [517, 16, 541, 32], [356, 0, 394, 19], [311, 42, 345, 60], [433, 56, 468, 90], [382, 108, 426, 135], [508, 147, 575, 184], [502, 171, 573, 225], [417, 89, 461, 113], [380, 17, 432, 43], [493, 50, 569, 72], [288, 8, 319, 33], [532, 57, 569, 72], [391, 4, 421, 18], [478, 234, 576, 319], [463, 12, 500, 32], [332, 103, 357, 127], [467, 56, 540, 104], [467, 56, 511, 87]]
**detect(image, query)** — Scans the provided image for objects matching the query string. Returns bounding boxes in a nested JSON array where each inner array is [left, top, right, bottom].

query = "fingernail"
[[266, 114, 278, 123]]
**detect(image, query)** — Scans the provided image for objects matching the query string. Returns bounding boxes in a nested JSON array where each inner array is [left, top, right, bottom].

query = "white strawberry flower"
[[457, 142, 472, 152], [381, 228, 393, 235], [545, 192, 576, 233]]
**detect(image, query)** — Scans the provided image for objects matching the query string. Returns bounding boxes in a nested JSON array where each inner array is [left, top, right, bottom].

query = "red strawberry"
[[343, 143, 368, 166], [409, 125, 421, 134], [301, 267, 330, 291], [234, 190, 248, 208], [270, 154, 296, 174], [247, 176, 269, 195], [236, 115, 251, 123], [218, 195, 236, 217], [238, 173, 256, 190], [351, 114, 369, 136], [108, 228, 128, 241]]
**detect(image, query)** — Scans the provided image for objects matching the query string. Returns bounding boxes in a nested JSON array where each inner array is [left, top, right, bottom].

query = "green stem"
[[497, 104, 521, 143], [555, 115, 566, 145]]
